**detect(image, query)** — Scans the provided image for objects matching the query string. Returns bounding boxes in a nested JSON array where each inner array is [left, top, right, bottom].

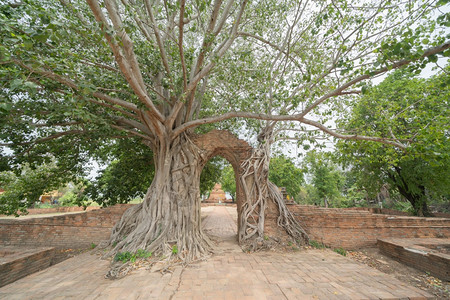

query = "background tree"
[[84, 138, 155, 206], [0, 160, 74, 215], [268, 155, 304, 201], [220, 164, 236, 202], [199, 157, 224, 199], [1, 0, 448, 271], [302, 151, 344, 207], [337, 68, 449, 216]]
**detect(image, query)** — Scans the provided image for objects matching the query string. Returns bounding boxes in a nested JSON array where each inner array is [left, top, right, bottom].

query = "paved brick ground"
[[0, 206, 433, 299]]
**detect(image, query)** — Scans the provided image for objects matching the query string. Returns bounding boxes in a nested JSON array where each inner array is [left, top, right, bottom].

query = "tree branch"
[[184, 0, 248, 121], [0, 130, 84, 146], [144, 0, 173, 79], [11, 58, 141, 113], [110, 124, 154, 142], [86, 0, 165, 123], [173, 110, 406, 149], [299, 117, 406, 148], [184, 0, 223, 122], [298, 41, 450, 118], [31, 122, 81, 128], [178, 0, 187, 90]]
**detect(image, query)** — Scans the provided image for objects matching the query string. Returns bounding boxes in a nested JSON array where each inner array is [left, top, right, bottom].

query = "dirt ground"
[[347, 247, 449, 299]]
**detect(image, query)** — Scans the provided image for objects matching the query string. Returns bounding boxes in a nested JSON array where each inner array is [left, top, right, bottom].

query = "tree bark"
[[396, 183, 431, 217], [238, 127, 309, 249], [390, 168, 431, 217], [105, 133, 213, 276]]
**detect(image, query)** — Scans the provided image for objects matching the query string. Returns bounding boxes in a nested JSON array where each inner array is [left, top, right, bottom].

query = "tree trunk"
[[396, 184, 431, 217], [105, 134, 212, 276], [238, 127, 308, 249], [390, 168, 431, 217]]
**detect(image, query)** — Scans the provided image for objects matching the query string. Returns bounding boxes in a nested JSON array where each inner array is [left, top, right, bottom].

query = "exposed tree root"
[[238, 147, 269, 244], [268, 180, 309, 244], [101, 134, 214, 278], [238, 126, 309, 251]]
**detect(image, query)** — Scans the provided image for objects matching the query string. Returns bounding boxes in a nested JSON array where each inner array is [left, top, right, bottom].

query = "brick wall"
[[2, 203, 448, 252], [0, 206, 100, 217], [290, 205, 450, 249], [0, 205, 132, 249], [0, 247, 55, 287], [345, 207, 411, 216], [345, 207, 450, 218], [378, 238, 449, 281]]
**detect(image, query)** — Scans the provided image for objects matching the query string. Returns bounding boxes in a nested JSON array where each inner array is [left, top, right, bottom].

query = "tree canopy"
[[337, 68, 449, 216], [268, 155, 304, 200], [1, 0, 448, 169]]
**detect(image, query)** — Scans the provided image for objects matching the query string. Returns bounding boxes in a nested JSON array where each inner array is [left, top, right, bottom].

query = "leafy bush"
[[114, 251, 134, 263], [136, 249, 152, 258], [114, 249, 152, 263], [58, 192, 78, 206]]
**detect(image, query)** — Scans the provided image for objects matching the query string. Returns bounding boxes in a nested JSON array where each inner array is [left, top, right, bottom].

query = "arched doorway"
[[193, 130, 252, 237]]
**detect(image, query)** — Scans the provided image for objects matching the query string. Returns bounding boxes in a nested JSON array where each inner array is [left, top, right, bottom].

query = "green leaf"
[[9, 79, 23, 91]]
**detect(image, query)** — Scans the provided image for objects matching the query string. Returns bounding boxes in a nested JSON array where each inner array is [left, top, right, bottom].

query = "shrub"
[[58, 192, 78, 206], [114, 251, 134, 263], [136, 249, 152, 258], [114, 249, 152, 263], [333, 247, 347, 256], [309, 240, 326, 249]]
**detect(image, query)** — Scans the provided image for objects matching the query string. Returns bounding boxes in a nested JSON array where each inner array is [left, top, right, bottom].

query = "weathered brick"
[[0, 205, 131, 249]]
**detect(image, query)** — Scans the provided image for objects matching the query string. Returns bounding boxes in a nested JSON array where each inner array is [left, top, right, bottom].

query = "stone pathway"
[[0, 206, 433, 299]]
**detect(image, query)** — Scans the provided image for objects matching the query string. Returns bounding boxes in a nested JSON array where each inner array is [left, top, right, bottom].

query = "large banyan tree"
[[1, 0, 448, 267]]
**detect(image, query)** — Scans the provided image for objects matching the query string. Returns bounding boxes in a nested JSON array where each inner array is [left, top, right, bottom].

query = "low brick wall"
[[378, 238, 450, 281], [0, 247, 55, 287], [345, 207, 411, 216], [290, 205, 450, 249], [2, 202, 449, 253], [5, 206, 100, 217], [201, 203, 237, 207], [346, 207, 450, 218], [0, 205, 132, 249]]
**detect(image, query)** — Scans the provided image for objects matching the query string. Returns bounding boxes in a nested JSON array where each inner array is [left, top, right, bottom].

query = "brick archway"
[[192, 130, 253, 234]]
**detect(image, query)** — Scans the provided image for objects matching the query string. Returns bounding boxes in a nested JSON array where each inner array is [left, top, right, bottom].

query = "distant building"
[[39, 190, 63, 204], [205, 183, 229, 203]]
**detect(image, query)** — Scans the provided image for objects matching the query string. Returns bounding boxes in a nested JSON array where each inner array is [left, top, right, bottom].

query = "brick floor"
[[0, 206, 433, 299]]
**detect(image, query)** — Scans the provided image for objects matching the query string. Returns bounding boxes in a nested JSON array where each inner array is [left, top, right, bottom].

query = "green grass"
[[333, 247, 347, 256], [309, 240, 326, 249]]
